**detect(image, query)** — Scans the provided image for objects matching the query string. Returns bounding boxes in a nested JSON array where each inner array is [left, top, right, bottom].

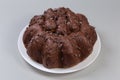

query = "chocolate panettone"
[[23, 7, 97, 68]]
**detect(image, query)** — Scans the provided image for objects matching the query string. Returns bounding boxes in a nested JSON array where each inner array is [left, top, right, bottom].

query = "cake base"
[[18, 25, 101, 74]]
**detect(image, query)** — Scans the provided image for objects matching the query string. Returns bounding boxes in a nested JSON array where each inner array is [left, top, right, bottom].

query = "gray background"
[[0, 0, 120, 80]]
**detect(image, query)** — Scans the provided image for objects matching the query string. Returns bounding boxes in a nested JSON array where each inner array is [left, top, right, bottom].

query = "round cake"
[[23, 7, 97, 68]]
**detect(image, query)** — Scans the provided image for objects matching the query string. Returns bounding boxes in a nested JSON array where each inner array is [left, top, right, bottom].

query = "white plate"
[[17, 25, 101, 74]]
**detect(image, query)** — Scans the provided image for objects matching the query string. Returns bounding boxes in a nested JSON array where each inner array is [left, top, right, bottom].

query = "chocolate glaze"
[[23, 7, 97, 68]]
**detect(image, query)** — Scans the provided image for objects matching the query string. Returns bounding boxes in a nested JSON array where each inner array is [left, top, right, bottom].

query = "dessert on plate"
[[23, 7, 97, 68]]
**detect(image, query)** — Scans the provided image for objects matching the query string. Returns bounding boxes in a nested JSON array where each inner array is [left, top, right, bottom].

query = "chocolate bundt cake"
[[23, 7, 97, 68]]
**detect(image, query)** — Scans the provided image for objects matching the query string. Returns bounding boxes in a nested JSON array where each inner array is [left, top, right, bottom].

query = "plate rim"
[[17, 25, 101, 74]]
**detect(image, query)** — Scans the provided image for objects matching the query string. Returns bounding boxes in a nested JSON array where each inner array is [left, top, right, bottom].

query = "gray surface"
[[0, 0, 120, 80]]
